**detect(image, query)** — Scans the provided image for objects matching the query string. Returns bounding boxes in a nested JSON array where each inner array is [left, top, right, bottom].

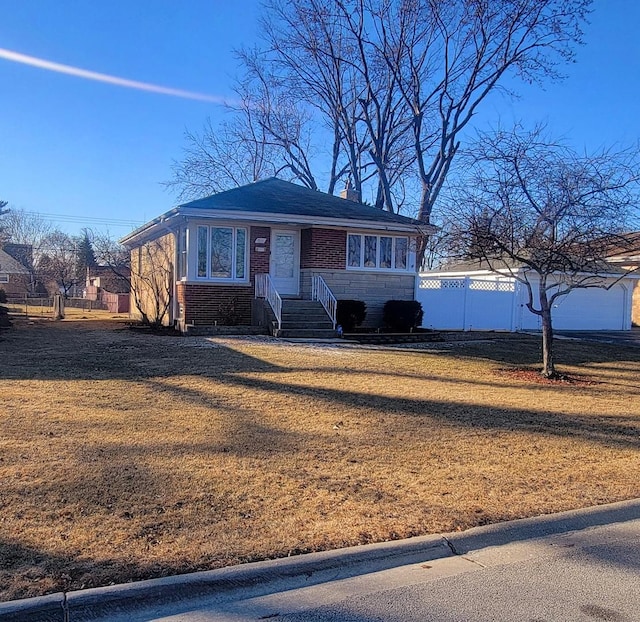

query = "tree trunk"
[[539, 287, 556, 378]]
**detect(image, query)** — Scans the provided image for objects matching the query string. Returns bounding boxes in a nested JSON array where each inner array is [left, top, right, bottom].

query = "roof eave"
[[178, 207, 435, 234], [119, 209, 183, 246]]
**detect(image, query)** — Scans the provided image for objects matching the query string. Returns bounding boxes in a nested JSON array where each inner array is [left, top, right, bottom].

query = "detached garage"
[[416, 269, 638, 332]]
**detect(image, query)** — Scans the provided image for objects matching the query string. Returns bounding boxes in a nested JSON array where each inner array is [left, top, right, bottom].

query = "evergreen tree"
[[0, 200, 9, 244], [75, 229, 97, 283]]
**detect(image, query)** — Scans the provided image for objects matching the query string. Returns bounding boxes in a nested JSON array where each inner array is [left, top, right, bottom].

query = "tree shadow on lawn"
[[0, 534, 191, 601], [2, 321, 639, 453], [451, 334, 640, 369], [2, 323, 639, 603], [203, 371, 640, 452], [2, 320, 637, 389]]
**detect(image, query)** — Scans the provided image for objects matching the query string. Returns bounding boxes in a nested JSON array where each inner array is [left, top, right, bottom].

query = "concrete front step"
[[275, 328, 338, 338], [281, 322, 334, 330], [281, 311, 331, 319], [268, 299, 337, 338]]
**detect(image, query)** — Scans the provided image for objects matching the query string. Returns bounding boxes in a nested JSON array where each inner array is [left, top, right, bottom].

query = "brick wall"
[[177, 283, 254, 326], [0, 274, 31, 297], [633, 282, 640, 326], [175, 226, 272, 330], [130, 233, 175, 326], [301, 228, 346, 270], [250, 226, 271, 278]]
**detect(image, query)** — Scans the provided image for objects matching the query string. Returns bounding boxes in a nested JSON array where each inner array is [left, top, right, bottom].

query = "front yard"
[[1, 315, 639, 601]]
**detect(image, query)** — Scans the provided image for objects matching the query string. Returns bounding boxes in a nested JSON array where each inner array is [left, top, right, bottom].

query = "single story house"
[[0, 246, 31, 296], [417, 263, 639, 332], [121, 178, 434, 334]]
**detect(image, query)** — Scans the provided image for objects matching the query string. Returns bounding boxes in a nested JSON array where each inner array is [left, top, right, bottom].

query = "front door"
[[270, 229, 300, 295]]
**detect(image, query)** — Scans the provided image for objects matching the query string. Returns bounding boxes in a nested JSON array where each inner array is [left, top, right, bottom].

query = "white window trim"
[[0, 273, 8, 283], [194, 225, 249, 283], [346, 233, 414, 273], [177, 227, 188, 281]]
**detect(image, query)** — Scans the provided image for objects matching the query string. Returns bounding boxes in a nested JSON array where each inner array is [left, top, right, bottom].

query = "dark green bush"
[[218, 297, 241, 326], [336, 299, 367, 332], [382, 300, 423, 332]]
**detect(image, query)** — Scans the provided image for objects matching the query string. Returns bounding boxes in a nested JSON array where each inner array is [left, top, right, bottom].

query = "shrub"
[[336, 299, 367, 332], [383, 300, 424, 332], [0, 289, 9, 327], [218, 297, 242, 326]]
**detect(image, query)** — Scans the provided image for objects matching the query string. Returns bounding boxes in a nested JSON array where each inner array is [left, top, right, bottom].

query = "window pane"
[[235, 228, 246, 279], [178, 228, 187, 279], [394, 237, 408, 269], [197, 227, 208, 277], [380, 237, 392, 268], [348, 234, 361, 267], [210, 227, 233, 278], [274, 233, 294, 278], [364, 235, 377, 267]]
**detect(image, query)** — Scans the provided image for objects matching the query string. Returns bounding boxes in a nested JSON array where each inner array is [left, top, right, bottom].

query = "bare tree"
[[38, 230, 78, 296], [369, 0, 591, 226], [169, 0, 589, 223], [94, 233, 172, 328], [1, 208, 53, 266], [448, 126, 639, 377]]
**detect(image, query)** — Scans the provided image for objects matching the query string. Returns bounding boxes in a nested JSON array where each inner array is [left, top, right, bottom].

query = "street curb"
[[2, 498, 639, 622], [446, 497, 640, 555]]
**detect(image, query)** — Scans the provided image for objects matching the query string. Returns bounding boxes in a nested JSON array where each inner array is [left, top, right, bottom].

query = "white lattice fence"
[[416, 276, 517, 331]]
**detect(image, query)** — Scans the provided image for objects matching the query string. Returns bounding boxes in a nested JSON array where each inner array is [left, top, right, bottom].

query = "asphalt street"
[[553, 328, 640, 347], [2, 499, 639, 622]]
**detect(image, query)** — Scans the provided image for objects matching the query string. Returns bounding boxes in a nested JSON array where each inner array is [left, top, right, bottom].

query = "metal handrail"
[[255, 273, 282, 330], [311, 275, 337, 329]]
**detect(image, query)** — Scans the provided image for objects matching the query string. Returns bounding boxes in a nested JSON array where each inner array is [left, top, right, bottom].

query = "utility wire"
[[20, 210, 144, 228]]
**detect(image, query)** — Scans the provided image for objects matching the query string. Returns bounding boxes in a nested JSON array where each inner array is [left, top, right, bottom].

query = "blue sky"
[[0, 0, 638, 237]]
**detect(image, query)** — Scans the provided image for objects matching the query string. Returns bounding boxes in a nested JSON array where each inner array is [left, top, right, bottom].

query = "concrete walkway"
[[2, 499, 639, 622]]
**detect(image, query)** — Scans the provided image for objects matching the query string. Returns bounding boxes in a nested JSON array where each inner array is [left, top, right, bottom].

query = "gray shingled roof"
[[0, 248, 30, 274], [180, 177, 423, 227]]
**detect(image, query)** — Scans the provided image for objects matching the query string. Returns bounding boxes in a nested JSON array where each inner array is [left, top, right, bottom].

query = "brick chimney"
[[340, 178, 360, 202]]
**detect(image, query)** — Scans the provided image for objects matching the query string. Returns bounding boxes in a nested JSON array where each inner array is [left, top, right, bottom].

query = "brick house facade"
[[121, 178, 435, 332], [0, 247, 31, 297]]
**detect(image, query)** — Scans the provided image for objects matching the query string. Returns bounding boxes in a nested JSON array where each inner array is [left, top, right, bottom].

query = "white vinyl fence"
[[416, 275, 634, 331]]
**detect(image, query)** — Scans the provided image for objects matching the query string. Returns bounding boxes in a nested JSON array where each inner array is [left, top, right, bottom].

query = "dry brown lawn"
[[1, 313, 639, 601]]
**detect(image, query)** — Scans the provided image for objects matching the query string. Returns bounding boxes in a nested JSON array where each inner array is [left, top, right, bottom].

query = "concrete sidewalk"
[[2, 498, 639, 621]]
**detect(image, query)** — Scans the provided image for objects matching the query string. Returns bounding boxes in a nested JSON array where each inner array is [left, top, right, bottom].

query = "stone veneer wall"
[[176, 225, 272, 329], [301, 269, 416, 328]]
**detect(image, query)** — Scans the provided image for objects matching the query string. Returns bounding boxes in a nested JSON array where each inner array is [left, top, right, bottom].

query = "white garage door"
[[547, 285, 626, 330]]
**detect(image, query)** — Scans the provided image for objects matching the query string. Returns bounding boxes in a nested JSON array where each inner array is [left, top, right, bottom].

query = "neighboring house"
[[0, 246, 31, 296], [417, 262, 639, 332], [604, 232, 640, 325], [85, 265, 131, 314], [120, 178, 434, 334]]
